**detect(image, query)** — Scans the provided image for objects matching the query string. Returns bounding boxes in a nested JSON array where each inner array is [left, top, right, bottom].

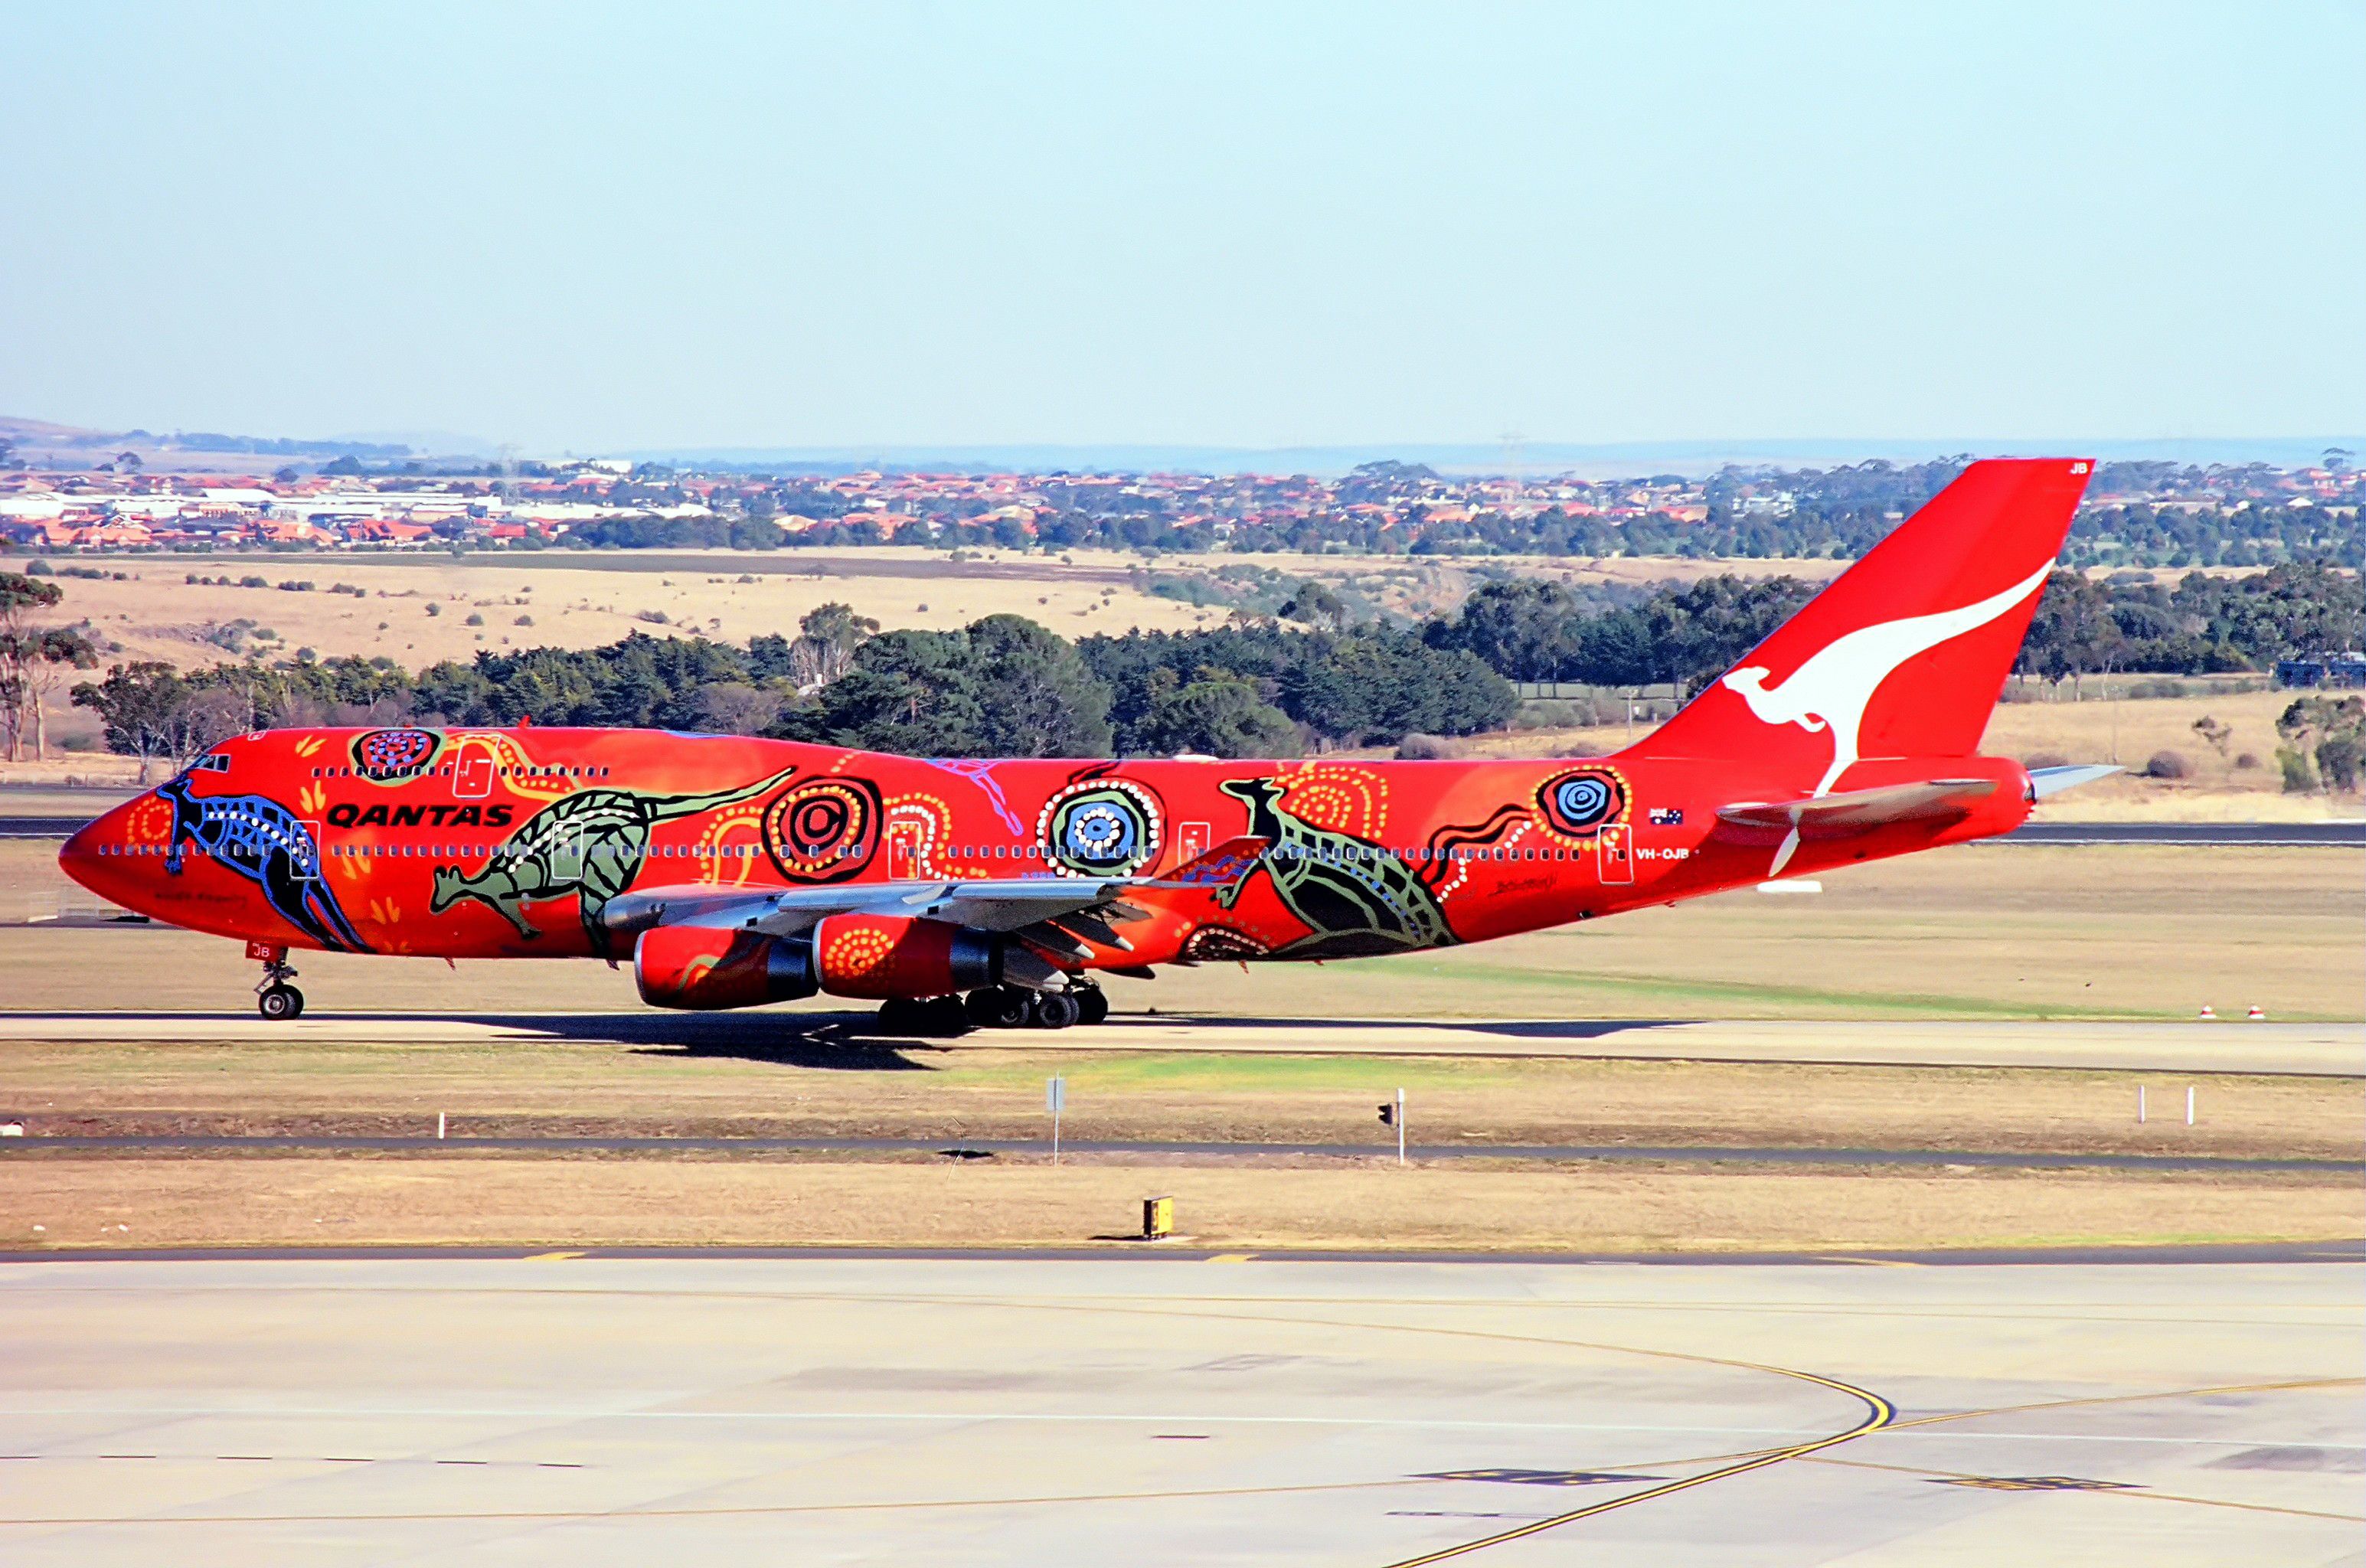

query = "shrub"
[[636, 609, 668, 625], [2143, 750, 2191, 779], [238, 575, 268, 588], [424, 602, 441, 617], [2234, 751, 2260, 769], [1395, 733, 1463, 760], [2321, 735, 2362, 793], [463, 612, 484, 626], [2023, 751, 2070, 769], [2277, 747, 2318, 793], [2128, 677, 2187, 700], [515, 614, 534, 626]]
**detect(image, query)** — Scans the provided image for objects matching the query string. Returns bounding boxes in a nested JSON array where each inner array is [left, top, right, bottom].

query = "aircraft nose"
[[57, 792, 162, 907]]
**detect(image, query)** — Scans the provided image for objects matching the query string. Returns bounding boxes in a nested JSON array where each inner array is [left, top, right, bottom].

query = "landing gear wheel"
[[257, 984, 304, 1022], [877, 996, 972, 1038], [1073, 985, 1109, 1027], [968, 986, 1034, 1030], [1031, 990, 1081, 1031]]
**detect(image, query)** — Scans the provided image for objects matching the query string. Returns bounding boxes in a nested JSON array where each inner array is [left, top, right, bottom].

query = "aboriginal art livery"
[[61, 459, 2114, 1030]]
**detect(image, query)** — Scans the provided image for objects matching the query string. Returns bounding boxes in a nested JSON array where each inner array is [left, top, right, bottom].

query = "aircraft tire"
[[1074, 985, 1109, 1027], [258, 985, 303, 1022], [1032, 991, 1081, 1031], [969, 987, 1033, 1030]]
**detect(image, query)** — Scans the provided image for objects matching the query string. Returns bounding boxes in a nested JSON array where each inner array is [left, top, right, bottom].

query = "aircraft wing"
[[603, 877, 1156, 939], [599, 837, 1272, 950], [1714, 777, 1998, 838]]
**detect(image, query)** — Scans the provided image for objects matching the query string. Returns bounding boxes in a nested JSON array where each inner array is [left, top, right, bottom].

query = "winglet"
[[2028, 764, 2121, 800]]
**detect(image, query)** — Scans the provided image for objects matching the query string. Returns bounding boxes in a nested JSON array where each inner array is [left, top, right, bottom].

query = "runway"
[[2001, 821, 2366, 845], [14, 1131, 2358, 1174], [0, 1253, 2356, 1566], [1, 1012, 2356, 1074]]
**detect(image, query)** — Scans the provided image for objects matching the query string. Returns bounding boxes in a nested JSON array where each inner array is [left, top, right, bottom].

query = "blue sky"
[[2, 2, 2358, 452]]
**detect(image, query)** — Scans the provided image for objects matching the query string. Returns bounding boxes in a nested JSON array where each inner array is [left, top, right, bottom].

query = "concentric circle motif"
[[351, 727, 442, 778], [1536, 767, 1626, 841], [763, 777, 881, 884], [1038, 779, 1162, 877]]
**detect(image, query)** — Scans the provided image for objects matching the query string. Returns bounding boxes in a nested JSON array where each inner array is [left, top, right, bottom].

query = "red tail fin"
[[1637, 457, 2093, 794]]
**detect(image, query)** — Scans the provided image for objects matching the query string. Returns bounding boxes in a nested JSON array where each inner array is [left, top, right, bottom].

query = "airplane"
[[60, 457, 2116, 1032]]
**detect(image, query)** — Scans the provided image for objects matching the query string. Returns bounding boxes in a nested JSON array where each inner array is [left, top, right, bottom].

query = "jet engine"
[[808, 913, 1021, 998], [633, 915, 1062, 1010], [633, 927, 818, 1011]]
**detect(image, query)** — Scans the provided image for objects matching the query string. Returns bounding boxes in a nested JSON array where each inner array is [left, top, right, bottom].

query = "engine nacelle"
[[809, 913, 1004, 999], [634, 927, 818, 1011]]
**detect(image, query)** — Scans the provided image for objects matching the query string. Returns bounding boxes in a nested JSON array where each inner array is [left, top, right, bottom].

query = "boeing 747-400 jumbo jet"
[[61, 458, 2113, 1031]]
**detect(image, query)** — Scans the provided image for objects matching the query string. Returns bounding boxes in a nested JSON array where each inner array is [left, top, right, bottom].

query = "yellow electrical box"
[[1142, 1195, 1175, 1240]]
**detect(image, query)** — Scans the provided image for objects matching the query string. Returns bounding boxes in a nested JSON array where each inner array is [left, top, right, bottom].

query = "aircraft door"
[[887, 821, 924, 880], [454, 751, 492, 799], [1176, 821, 1211, 865], [1597, 822, 1633, 884], [296, 820, 324, 880]]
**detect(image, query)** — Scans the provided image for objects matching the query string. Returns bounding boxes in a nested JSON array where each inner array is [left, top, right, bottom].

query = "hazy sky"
[[2, 2, 2358, 452]]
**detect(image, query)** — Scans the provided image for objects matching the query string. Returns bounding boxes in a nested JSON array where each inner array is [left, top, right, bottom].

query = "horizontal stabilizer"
[[2028, 764, 2121, 799], [1717, 777, 1997, 838]]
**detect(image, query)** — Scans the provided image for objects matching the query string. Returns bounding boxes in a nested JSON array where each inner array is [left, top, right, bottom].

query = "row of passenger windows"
[[307, 765, 611, 779], [936, 843, 1566, 864], [326, 843, 766, 860], [108, 839, 1571, 864]]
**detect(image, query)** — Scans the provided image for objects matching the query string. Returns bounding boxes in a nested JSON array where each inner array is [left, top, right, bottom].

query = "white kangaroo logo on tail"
[[1722, 559, 2054, 872]]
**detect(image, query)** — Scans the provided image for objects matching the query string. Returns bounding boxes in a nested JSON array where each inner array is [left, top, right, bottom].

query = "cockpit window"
[[194, 753, 232, 773]]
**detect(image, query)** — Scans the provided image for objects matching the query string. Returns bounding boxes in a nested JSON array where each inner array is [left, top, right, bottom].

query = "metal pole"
[[437, 1112, 446, 1140], [2137, 1086, 2146, 1125], [2185, 1086, 2194, 1127], [1048, 1075, 1064, 1166], [1396, 1088, 1405, 1167]]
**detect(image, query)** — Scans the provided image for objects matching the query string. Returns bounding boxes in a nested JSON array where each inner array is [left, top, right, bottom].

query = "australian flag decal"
[[1649, 807, 1684, 827]]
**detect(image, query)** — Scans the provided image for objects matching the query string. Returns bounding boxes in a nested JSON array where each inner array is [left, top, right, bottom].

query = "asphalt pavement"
[[1, 1253, 2356, 1565]]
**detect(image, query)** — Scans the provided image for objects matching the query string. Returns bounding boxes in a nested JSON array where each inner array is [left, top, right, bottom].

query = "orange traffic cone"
[[2197, 1005, 2217, 1020]]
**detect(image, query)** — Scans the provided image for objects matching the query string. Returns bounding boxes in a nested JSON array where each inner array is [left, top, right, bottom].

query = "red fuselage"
[[60, 725, 2031, 978]]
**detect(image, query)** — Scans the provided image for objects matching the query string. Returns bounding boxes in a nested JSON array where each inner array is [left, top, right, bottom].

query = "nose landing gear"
[[252, 946, 306, 1021]]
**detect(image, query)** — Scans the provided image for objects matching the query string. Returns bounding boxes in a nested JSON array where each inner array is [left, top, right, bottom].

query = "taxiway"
[[0, 1252, 2356, 1566], [0, 1012, 2355, 1075]]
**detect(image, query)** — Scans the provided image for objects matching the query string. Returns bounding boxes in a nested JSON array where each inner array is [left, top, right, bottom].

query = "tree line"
[[1420, 564, 2364, 691], [69, 605, 1516, 770], [55, 564, 2365, 775]]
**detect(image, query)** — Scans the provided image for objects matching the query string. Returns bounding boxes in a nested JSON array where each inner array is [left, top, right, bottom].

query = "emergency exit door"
[[1597, 822, 1633, 884]]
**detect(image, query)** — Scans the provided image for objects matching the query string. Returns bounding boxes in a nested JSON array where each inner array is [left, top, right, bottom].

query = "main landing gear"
[[875, 982, 1109, 1037], [961, 982, 1107, 1031], [253, 946, 306, 1021]]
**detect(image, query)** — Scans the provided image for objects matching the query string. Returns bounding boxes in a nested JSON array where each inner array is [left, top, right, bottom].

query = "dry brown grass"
[[3, 1156, 2351, 1253], [37, 549, 1212, 689]]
